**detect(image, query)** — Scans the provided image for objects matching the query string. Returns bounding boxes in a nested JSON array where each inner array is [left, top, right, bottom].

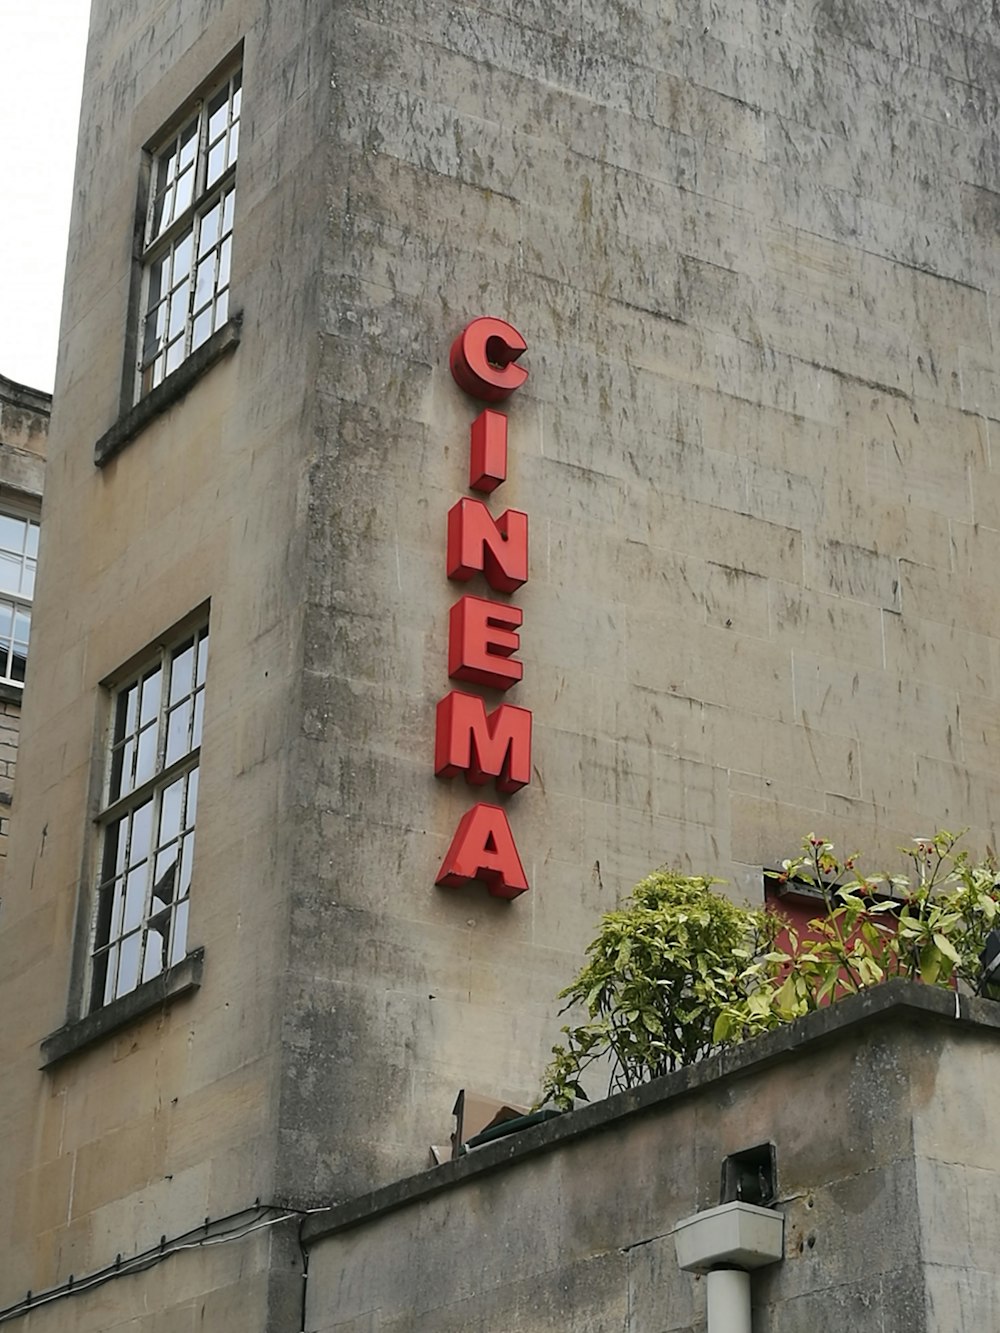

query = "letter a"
[[436, 803, 529, 899]]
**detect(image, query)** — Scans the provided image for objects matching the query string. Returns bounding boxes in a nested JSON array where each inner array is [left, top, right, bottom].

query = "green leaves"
[[538, 869, 783, 1108], [538, 834, 1000, 1112]]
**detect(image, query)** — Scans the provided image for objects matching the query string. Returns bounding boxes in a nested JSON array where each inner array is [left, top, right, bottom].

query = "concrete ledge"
[[0, 373, 52, 414], [94, 317, 241, 467], [300, 980, 1000, 1246], [40, 948, 205, 1067]]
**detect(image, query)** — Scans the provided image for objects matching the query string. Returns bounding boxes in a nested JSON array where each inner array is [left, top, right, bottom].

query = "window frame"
[[87, 620, 209, 1013], [0, 499, 40, 691], [134, 61, 242, 402]]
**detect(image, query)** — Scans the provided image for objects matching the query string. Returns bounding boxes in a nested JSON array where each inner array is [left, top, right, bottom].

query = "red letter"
[[447, 497, 528, 593], [436, 803, 529, 898], [435, 690, 532, 793], [470, 409, 508, 493], [450, 317, 528, 402], [448, 596, 523, 691]]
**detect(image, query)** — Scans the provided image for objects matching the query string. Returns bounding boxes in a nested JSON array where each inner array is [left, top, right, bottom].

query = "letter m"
[[434, 690, 532, 793]]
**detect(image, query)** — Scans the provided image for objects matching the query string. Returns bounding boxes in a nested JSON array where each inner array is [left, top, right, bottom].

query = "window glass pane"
[[192, 690, 205, 748], [150, 184, 174, 240], [159, 775, 184, 845], [108, 876, 127, 940], [13, 609, 29, 649], [166, 701, 191, 767], [117, 932, 141, 997], [198, 200, 220, 256], [0, 514, 25, 555], [196, 630, 209, 683], [215, 287, 229, 327], [207, 139, 226, 187], [147, 256, 167, 309], [143, 930, 166, 983], [178, 119, 198, 168], [140, 669, 162, 724], [153, 847, 178, 901], [119, 684, 138, 740], [208, 86, 228, 142], [174, 163, 195, 217], [168, 288, 187, 341], [166, 339, 186, 376], [10, 647, 25, 683], [0, 601, 14, 643], [169, 640, 194, 703], [194, 258, 215, 314], [185, 766, 199, 829], [170, 899, 189, 967], [101, 945, 120, 1006], [113, 822, 129, 879], [0, 553, 21, 596], [222, 188, 235, 233], [191, 309, 213, 351], [21, 561, 35, 599], [173, 231, 193, 284], [113, 737, 135, 800], [130, 798, 154, 865], [227, 121, 240, 168], [135, 723, 158, 788], [143, 305, 165, 366], [25, 523, 38, 558], [218, 236, 231, 289], [179, 830, 195, 894], [100, 817, 124, 883], [123, 864, 148, 932]]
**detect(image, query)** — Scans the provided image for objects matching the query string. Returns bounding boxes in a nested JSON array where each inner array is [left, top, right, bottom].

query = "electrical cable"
[[0, 1201, 324, 1326]]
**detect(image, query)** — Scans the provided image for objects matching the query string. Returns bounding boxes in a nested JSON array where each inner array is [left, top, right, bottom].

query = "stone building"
[[1, 0, 999, 1329]]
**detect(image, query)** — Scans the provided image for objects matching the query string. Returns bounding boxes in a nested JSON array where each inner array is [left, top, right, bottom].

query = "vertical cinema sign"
[[434, 318, 532, 900]]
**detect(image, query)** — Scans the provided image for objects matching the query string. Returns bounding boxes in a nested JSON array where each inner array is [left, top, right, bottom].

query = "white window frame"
[[136, 64, 241, 399], [89, 622, 209, 1010], [0, 502, 40, 689]]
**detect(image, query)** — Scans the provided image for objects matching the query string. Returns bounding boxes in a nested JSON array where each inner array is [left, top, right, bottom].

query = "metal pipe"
[[706, 1267, 751, 1333]]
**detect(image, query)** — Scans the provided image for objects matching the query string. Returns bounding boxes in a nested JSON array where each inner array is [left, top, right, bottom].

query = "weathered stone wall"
[[285, 0, 1000, 1202], [302, 985, 1000, 1333]]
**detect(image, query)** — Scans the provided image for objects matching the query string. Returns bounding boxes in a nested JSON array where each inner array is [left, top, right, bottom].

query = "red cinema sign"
[[435, 318, 532, 900]]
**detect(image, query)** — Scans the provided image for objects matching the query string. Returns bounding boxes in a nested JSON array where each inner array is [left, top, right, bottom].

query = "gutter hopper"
[[673, 1200, 784, 1272]]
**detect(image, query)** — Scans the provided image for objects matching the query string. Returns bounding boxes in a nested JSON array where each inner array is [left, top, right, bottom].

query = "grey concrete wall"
[[283, 0, 1000, 1203], [302, 985, 1000, 1333]]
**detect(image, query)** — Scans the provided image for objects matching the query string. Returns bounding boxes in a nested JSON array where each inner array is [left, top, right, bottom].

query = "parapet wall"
[[301, 983, 1000, 1333]]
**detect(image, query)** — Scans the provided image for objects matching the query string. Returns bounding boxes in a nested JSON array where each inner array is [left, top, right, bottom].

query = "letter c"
[[449, 317, 528, 403]]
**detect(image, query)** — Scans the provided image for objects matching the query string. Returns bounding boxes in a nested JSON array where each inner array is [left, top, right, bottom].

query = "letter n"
[[447, 497, 527, 593]]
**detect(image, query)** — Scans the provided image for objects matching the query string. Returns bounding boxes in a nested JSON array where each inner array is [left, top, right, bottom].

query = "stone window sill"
[[94, 316, 242, 468], [40, 948, 204, 1068]]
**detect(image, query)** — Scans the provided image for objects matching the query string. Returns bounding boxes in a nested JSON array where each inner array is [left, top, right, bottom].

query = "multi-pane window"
[[0, 510, 39, 687], [90, 624, 209, 1008], [138, 67, 241, 397]]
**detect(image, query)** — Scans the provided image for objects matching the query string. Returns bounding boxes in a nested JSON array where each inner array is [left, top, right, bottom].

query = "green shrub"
[[539, 869, 780, 1110], [540, 833, 1000, 1109]]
